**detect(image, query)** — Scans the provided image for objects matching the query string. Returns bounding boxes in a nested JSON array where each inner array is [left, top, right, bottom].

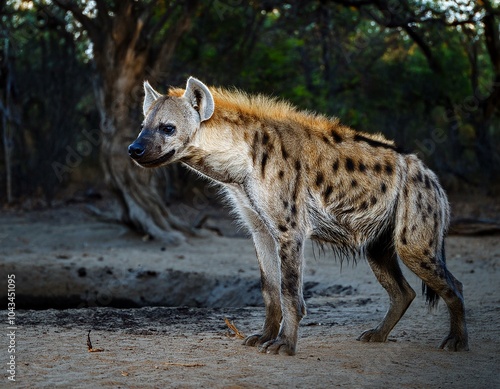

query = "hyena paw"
[[258, 337, 296, 356], [357, 329, 388, 343], [439, 333, 469, 351], [243, 333, 273, 347]]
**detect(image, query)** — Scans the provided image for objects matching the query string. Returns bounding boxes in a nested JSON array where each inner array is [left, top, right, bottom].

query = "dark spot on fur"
[[333, 160, 339, 172], [358, 162, 366, 173], [322, 135, 330, 144], [429, 238, 434, 248], [370, 196, 377, 205], [351, 179, 358, 188], [261, 153, 268, 177], [424, 175, 431, 189], [345, 158, 355, 172], [291, 204, 297, 215], [295, 160, 301, 171], [291, 221, 297, 228], [292, 175, 301, 202], [281, 146, 289, 160], [296, 240, 302, 251], [315, 172, 324, 187], [330, 129, 342, 143], [427, 203, 433, 214], [262, 131, 270, 145], [283, 200, 289, 209], [360, 201, 368, 210], [385, 163, 394, 175], [429, 256, 437, 264], [381, 182, 387, 193], [401, 226, 408, 244], [278, 170, 284, 179], [420, 262, 432, 270], [401, 227, 407, 245], [374, 163, 382, 173], [251, 133, 259, 163], [423, 249, 430, 257], [278, 225, 288, 232], [323, 185, 333, 202]]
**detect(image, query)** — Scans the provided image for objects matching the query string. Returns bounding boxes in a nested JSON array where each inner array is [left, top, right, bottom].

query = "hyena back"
[[128, 77, 468, 355]]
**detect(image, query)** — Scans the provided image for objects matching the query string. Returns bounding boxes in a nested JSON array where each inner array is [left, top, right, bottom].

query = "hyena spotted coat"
[[128, 77, 468, 355]]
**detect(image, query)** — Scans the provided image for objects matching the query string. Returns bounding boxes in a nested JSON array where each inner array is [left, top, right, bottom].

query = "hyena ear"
[[143, 81, 162, 116], [183, 77, 214, 122]]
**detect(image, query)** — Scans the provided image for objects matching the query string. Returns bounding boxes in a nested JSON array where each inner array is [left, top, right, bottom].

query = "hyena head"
[[128, 77, 214, 168]]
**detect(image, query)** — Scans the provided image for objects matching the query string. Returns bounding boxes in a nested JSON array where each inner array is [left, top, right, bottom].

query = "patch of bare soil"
[[1, 201, 499, 388]]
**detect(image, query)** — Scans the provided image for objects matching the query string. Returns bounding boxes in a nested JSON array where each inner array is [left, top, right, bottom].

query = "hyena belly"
[[305, 139, 403, 252]]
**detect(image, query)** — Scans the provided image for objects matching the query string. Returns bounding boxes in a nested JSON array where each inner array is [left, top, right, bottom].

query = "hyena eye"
[[159, 123, 176, 136]]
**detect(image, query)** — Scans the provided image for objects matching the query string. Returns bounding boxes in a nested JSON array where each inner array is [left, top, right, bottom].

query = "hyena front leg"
[[259, 233, 307, 356], [243, 226, 282, 348]]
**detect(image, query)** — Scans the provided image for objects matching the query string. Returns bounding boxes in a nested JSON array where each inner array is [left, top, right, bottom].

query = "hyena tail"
[[422, 282, 439, 309], [421, 241, 446, 309]]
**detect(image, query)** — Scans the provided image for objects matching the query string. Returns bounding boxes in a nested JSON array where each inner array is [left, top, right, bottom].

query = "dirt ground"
[[1, 197, 499, 388]]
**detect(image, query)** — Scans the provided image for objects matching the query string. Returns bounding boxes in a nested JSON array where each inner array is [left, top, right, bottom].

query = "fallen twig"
[[87, 330, 104, 352], [224, 317, 245, 339]]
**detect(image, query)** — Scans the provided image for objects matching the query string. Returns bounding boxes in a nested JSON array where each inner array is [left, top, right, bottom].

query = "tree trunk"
[[92, 45, 196, 245]]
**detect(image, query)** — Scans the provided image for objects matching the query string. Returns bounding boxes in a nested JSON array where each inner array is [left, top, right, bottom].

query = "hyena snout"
[[128, 141, 145, 159]]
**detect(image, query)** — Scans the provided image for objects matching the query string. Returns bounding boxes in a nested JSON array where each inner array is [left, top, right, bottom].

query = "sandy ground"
[[1, 200, 499, 388]]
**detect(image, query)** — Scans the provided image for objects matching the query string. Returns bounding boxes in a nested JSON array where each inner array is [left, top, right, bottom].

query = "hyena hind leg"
[[358, 233, 416, 343], [397, 242, 469, 351]]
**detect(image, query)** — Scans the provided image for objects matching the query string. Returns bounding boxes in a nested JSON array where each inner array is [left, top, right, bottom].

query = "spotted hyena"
[[128, 77, 468, 355]]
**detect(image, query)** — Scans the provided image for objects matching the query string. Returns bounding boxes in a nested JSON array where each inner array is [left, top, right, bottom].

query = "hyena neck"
[[181, 118, 253, 185]]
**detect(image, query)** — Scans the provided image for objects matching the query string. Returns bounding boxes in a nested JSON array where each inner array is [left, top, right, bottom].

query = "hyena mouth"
[[140, 149, 176, 167]]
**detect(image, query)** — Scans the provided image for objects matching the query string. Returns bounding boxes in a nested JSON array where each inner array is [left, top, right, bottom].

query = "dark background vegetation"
[[1, 0, 499, 240]]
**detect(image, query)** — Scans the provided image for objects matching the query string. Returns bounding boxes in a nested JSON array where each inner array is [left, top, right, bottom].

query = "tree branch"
[[402, 25, 442, 74], [52, 0, 100, 43], [481, 0, 500, 74], [149, 0, 200, 75]]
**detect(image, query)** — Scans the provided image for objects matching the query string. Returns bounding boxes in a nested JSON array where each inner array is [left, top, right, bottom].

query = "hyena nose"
[[128, 142, 145, 159]]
